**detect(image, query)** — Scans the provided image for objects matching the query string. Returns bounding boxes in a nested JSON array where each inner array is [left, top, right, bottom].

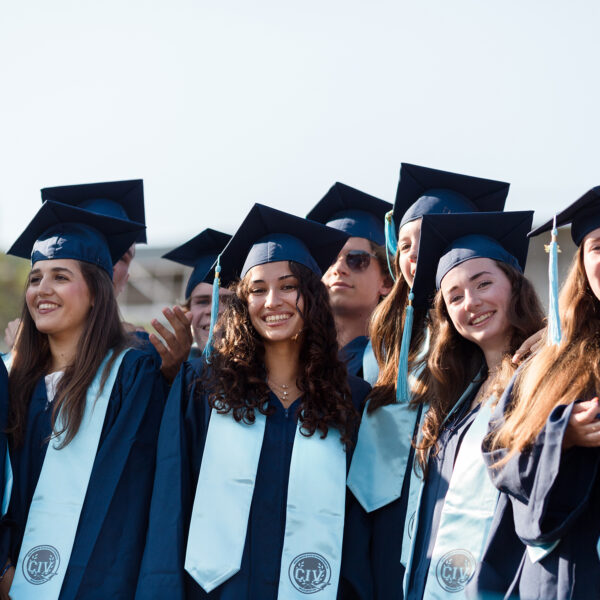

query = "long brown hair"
[[200, 261, 358, 449], [8, 261, 129, 447], [367, 248, 429, 412], [491, 246, 600, 462], [414, 261, 544, 469]]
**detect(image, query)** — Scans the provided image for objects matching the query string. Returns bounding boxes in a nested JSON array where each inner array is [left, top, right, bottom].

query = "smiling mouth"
[[264, 314, 292, 323], [330, 281, 352, 289], [469, 311, 495, 326], [37, 302, 60, 312]]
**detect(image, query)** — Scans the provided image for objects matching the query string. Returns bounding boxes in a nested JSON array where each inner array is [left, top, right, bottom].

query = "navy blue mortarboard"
[[528, 186, 600, 246], [41, 179, 147, 243], [7, 200, 146, 278], [411, 211, 533, 308], [306, 182, 392, 246], [393, 163, 510, 231], [218, 204, 350, 286], [163, 229, 232, 298]]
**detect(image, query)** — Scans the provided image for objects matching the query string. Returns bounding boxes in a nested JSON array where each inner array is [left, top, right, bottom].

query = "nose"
[[463, 289, 482, 312], [409, 240, 419, 264], [329, 253, 349, 275], [37, 274, 53, 295], [264, 286, 283, 308]]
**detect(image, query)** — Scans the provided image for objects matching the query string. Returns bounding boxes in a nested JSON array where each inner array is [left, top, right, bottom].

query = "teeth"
[[38, 303, 58, 310], [472, 312, 493, 325], [265, 314, 291, 323]]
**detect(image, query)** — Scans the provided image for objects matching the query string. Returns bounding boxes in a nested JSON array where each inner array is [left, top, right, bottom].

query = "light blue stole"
[[11, 349, 128, 599], [422, 397, 499, 599], [402, 373, 482, 585], [186, 406, 346, 598], [2, 353, 13, 517], [361, 339, 379, 386], [347, 334, 429, 513]]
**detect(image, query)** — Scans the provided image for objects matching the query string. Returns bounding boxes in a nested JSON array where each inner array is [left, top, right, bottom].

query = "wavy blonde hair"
[[491, 246, 600, 462]]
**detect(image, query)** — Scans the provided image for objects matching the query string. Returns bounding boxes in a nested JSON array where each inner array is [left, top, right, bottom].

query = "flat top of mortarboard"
[[41, 179, 146, 243], [218, 203, 350, 286], [306, 182, 392, 246], [8, 200, 146, 277], [163, 229, 232, 297], [393, 163, 510, 230], [528, 186, 600, 246], [411, 211, 533, 308]]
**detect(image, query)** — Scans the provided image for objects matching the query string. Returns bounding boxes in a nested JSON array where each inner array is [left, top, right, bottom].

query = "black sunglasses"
[[338, 250, 378, 272]]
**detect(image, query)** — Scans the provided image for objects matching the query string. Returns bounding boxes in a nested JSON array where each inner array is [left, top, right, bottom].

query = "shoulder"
[[347, 375, 372, 410]]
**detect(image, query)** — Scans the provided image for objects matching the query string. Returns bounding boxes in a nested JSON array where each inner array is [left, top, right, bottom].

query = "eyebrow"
[[446, 271, 492, 294], [250, 274, 295, 285], [29, 266, 74, 276]]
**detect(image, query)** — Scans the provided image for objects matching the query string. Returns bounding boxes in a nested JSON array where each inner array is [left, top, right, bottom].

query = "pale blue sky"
[[1, 0, 599, 250]]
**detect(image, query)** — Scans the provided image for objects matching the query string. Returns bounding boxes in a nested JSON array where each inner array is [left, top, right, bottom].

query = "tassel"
[[395, 290, 414, 402], [545, 215, 562, 345], [384, 210, 397, 282], [202, 258, 222, 361]]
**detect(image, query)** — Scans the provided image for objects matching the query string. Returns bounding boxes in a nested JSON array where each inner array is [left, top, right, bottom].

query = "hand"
[[4, 318, 21, 351], [0, 562, 14, 599], [149, 306, 193, 383], [562, 398, 600, 450], [512, 329, 544, 364]]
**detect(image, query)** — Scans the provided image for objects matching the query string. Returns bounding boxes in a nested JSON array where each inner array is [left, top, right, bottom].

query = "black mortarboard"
[[163, 229, 232, 298], [306, 182, 392, 246], [392, 163, 510, 232], [411, 211, 533, 308], [528, 186, 600, 246], [218, 204, 349, 286], [8, 200, 145, 278], [41, 179, 147, 243]]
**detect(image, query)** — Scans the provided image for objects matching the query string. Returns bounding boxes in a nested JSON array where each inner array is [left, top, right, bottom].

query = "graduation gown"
[[472, 378, 600, 600], [339, 336, 369, 378], [0, 347, 167, 600], [405, 384, 482, 600], [0, 360, 8, 512], [135, 359, 373, 600]]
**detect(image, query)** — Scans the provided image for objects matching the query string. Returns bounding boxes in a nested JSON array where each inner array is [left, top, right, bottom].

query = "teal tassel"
[[547, 217, 562, 345], [395, 290, 414, 403], [202, 258, 222, 361], [384, 210, 397, 282]]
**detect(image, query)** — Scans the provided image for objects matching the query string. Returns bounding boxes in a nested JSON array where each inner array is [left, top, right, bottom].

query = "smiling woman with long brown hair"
[[136, 204, 372, 600], [474, 188, 600, 600], [0, 198, 166, 600]]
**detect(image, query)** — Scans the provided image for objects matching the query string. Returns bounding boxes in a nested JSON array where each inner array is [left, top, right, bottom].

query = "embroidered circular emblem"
[[435, 549, 476, 593], [289, 553, 332, 594], [22, 545, 60, 585], [408, 511, 416, 540]]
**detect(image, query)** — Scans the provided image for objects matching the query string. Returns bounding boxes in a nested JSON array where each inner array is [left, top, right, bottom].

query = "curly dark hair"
[[199, 261, 359, 449]]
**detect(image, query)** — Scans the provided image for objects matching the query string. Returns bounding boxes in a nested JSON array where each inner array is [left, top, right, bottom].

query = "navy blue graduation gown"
[[472, 378, 600, 600], [368, 404, 423, 600], [406, 386, 482, 600], [340, 336, 369, 378], [0, 347, 167, 600], [135, 359, 373, 600], [0, 360, 8, 512]]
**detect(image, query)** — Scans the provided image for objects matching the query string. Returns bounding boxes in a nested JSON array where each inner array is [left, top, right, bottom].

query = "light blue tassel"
[[202, 258, 222, 361], [395, 290, 414, 403], [384, 210, 397, 282], [546, 216, 562, 345]]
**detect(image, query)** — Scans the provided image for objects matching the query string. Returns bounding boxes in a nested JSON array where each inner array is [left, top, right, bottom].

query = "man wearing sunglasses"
[[307, 183, 393, 382]]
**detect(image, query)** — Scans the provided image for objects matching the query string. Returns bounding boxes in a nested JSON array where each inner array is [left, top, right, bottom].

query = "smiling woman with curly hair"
[[136, 204, 372, 600]]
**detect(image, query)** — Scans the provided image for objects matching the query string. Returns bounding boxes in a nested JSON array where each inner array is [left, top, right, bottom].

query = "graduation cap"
[[201, 204, 349, 359], [392, 163, 510, 231], [41, 179, 147, 243], [529, 186, 600, 246], [163, 229, 232, 299], [412, 211, 533, 308], [7, 200, 146, 279], [392, 211, 532, 406], [528, 186, 600, 345], [306, 182, 392, 246], [219, 203, 350, 286]]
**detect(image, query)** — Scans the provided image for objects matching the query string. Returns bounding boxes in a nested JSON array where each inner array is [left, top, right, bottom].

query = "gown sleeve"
[[135, 360, 208, 600]]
